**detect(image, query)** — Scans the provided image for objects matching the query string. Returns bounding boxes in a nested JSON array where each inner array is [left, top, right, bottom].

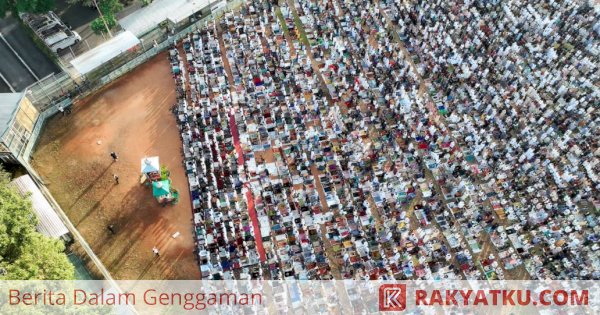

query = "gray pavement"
[[34, 1, 141, 61], [0, 0, 141, 86], [54, 0, 98, 29], [0, 14, 59, 91], [0, 35, 37, 91], [0, 78, 13, 93], [53, 0, 103, 59]]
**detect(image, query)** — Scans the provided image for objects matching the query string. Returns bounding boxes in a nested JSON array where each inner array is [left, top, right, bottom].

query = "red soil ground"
[[32, 53, 200, 280]]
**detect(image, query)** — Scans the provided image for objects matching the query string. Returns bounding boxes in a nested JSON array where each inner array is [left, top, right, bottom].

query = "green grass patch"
[[275, 8, 290, 36], [292, 15, 309, 44]]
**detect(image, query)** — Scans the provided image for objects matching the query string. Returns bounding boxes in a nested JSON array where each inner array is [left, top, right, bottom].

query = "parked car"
[[43, 30, 70, 46], [20, 11, 80, 54], [49, 31, 81, 53]]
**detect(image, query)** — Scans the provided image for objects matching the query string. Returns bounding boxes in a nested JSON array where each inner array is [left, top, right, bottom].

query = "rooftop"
[[119, 0, 211, 37], [70, 31, 140, 75], [0, 92, 23, 136]]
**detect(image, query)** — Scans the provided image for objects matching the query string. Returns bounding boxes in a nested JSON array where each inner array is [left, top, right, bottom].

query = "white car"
[[50, 31, 81, 53], [43, 30, 70, 46], [21, 11, 80, 54]]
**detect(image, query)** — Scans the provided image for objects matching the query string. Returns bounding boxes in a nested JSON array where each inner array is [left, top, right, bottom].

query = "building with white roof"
[[119, 0, 216, 37], [10, 175, 70, 239]]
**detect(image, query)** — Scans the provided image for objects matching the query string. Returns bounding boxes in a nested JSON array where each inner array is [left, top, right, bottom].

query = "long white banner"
[[0, 280, 597, 314]]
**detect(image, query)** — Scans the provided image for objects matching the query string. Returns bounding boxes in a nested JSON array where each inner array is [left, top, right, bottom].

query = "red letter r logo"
[[379, 284, 406, 311]]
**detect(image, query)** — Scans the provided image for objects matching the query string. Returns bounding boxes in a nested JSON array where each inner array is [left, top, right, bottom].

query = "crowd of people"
[[386, 0, 600, 279], [169, 22, 265, 280], [169, 0, 599, 281]]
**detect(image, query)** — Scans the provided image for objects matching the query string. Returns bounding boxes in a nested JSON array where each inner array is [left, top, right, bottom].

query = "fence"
[[26, 72, 74, 110], [20, 0, 246, 162], [20, 98, 70, 161], [0, 0, 244, 291], [94, 0, 246, 86], [25, 0, 245, 112]]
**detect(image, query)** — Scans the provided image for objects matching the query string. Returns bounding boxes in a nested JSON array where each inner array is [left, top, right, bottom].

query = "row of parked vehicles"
[[20, 11, 81, 54]]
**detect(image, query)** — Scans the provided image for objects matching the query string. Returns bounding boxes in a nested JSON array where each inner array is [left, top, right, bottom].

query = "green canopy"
[[152, 180, 171, 197]]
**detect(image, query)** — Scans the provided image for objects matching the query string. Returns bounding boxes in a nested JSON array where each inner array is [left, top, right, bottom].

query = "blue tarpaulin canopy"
[[152, 180, 171, 197]]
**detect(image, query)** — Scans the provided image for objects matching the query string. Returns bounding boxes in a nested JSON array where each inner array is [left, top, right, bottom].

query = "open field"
[[32, 53, 200, 280]]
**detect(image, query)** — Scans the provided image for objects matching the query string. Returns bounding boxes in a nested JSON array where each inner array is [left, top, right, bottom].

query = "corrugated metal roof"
[[119, 0, 211, 36], [0, 92, 22, 136], [9, 175, 70, 238], [70, 31, 140, 75]]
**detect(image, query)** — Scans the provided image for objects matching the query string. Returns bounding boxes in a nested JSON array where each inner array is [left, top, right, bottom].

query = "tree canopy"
[[0, 0, 8, 18], [67, 0, 95, 8], [90, 0, 123, 34], [0, 167, 74, 280], [0, 0, 55, 18]]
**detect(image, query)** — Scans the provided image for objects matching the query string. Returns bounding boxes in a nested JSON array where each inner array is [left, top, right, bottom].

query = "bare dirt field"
[[32, 53, 200, 280]]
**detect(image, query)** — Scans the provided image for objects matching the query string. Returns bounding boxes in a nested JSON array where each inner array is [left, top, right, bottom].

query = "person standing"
[[107, 224, 116, 235], [113, 174, 119, 184], [152, 247, 160, 257], [110, 152, 118, 162]]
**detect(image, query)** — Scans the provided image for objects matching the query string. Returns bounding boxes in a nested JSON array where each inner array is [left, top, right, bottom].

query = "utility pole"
[[92, 0, 114, 38]]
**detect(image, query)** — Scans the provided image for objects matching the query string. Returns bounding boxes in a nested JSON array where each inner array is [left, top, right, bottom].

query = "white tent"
[[70, 31, 140, 75], [9, 175, 69, 239], [141, 156, 160, 173]]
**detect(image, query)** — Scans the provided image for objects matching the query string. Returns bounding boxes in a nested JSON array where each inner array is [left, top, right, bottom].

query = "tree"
[[3, 233, 75, 280], [0, 0, 55, 18], [0, 167, 75, 280], [0, 0, 9, 18], [15, 0, 55, 13], [67, 0, 95, 8], [89, 0, 123, 35], [97, 0, 123, 13], [90, 13, 117, 34]]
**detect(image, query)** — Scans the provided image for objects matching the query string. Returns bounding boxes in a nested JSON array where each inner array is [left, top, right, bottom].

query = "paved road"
[[0, 15, 59, 91], [54, 0, 98, 30], [53, 0, 141, 59], [54, 0, 106, 59], [0, 79, 12, 93], [0, 35, 37, 91]]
